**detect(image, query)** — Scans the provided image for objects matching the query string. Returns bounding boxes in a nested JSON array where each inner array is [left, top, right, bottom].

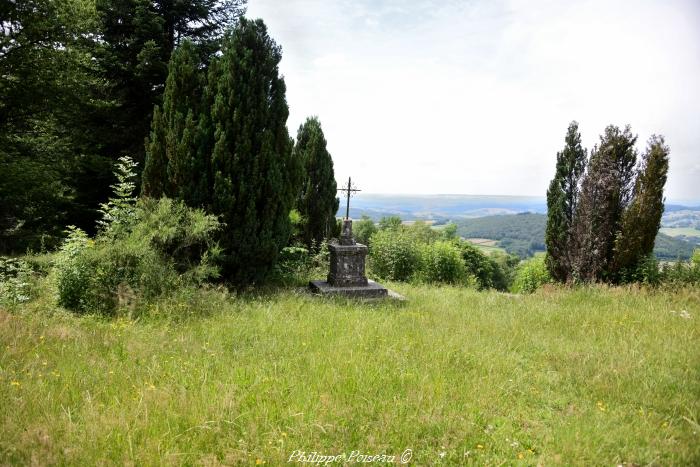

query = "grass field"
[[1, 283, 699, 465], [465, 238, 508, 255], [661, 227, 700, 240]]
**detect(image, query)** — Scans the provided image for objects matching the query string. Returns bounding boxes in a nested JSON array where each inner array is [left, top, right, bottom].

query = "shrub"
[[354, 216, 377, 246], [0, 257, 34, 305], [418, 241, 466, 284], [55, 198, 221, 315], [659, 249, 700, 286], [53, 156, 222, 315], [369, 229, 421, 281], [512, 255, 552, 293]]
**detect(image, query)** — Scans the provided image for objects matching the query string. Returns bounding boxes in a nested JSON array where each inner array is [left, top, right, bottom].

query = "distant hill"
[[340, 194, 700, 228], [455, 213, 546, 257], [341, 194, 547, 221], [454, 213, 695, 260]]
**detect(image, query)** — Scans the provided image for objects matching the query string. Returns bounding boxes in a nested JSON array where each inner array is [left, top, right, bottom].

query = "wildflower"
[[679, 310, 691, 319], [597, 401, 606, 412], [518, 453, 524, 459], [10, 381, 20, 387], [255, 459, 265, 465], [439, 451, 446, 458], [476, 444, 484, 449]]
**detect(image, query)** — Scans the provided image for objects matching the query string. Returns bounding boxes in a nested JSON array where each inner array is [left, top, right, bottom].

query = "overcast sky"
[[247, 0, 700, 201]]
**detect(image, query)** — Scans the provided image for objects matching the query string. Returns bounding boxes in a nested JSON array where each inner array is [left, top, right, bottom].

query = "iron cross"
[[338, 177, 361, 219]]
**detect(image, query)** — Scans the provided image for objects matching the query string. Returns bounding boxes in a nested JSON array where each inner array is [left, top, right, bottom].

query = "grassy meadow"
[[1, 283, 699, 465]]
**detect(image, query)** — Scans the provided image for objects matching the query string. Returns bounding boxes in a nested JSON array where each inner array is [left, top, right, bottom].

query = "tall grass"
[[1, 281, 699, 465]]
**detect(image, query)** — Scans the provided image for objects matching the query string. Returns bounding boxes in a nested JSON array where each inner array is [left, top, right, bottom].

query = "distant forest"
[[454, 213, 695, 260]]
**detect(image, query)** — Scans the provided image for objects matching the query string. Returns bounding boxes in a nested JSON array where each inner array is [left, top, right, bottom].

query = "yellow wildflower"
[[476, 444, 484, 449], [10, 381, 20, 387]]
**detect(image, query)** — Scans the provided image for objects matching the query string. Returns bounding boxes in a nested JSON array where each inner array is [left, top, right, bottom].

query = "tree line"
[[1, 0, 340, 284], [545, 122, 669, 283]]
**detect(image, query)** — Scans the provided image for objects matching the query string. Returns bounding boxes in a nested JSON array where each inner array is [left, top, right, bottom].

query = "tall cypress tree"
[[612, 135, 669, 277], [295, 117, 339, 249], [545, 121, 586, 282], [210, 18, 296, 283], [572, 125, 637, 281], [142, 40, 203, 204]]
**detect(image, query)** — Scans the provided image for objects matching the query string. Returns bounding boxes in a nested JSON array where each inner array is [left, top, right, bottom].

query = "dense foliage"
[[511, 255, 552, 293], [141, 18, 300, 283], [294, 117, 339, 249], [0, 0, 247, 254], [54, 158, 221, 315], [545, 124, 670, 283], [545, 121, 586, 281], [368, 220, 516, 290]]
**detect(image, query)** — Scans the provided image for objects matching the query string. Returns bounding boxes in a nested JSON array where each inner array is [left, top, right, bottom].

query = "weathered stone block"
[[327, 241, 368, 286]]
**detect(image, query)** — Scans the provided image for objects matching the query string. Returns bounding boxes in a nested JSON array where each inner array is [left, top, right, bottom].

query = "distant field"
[[2, 284, 699, 465], [660, 227, 700, 240], [465, 238, 507, 255]]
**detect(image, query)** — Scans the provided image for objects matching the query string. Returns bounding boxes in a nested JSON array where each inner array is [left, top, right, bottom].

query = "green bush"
[[354, 216, 377, 246], [512, 255, 551, 293], [418, 241, 466, 284], [54, 198, 221, 315], [659, 249, 700, 286], [0, 257, 34, 305], [369, 229, 421, 281]]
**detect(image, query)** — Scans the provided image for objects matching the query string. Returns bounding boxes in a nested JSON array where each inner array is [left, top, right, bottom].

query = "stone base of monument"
[[308, 218, 403, 300], [308, 279, 390, 299]]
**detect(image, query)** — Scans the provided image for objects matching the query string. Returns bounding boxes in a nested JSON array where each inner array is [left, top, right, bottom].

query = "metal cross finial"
[[338, 176, 361, 219]]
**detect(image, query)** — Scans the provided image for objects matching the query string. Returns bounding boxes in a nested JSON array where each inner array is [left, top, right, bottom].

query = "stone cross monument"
[[309, 177, 388, 298]]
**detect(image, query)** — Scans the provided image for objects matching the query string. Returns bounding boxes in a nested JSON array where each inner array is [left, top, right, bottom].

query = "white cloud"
[[247, 0, 700, 201]]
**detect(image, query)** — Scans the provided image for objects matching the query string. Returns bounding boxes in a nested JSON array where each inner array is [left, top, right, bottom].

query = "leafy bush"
[[369, 224, 515, 289], [55, 199, 221, 314], [0, 257, 34, 305], [53, 157, 221, 315], [354, 216, 377, 246], [369, 229, 421, 281], [618, 254, 662, 285], [512, 255, 551, 293], [456, 242, 503, 290], [418, 241, 466, 284], [659, 249, 700, 286], [275, 240, 331, 284]]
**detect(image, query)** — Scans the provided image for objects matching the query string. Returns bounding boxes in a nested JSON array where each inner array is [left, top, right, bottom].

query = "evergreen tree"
[[612, 135, 669, 278], [545, 121, 586, 282], [142, 40, 203, 204], [295, 117, 339, 249], [210, 18, 296, 283], [93, 0, 246, 164], [572, 125, 637, 281]]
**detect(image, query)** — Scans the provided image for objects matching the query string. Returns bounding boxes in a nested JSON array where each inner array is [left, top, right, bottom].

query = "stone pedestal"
[[309, 219, 388, 299], [327, 242, 368, 286]]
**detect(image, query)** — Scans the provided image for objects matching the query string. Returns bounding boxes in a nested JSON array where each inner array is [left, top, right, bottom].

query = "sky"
[[246, 0, 700, 201]]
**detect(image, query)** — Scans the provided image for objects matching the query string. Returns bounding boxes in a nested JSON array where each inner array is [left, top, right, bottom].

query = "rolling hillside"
[[455, 213, 696, 259]]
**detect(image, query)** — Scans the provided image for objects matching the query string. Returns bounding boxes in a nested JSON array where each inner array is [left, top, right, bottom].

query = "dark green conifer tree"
[[572, 125, 637, 281], [613, 135, 669, 277], [210, 18, 296, 283], [295, 117, 339, 249], [545, 121, 587, 282], [142, 40, 203, 203]]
